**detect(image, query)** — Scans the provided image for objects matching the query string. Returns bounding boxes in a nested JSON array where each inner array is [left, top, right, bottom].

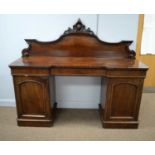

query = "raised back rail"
[[22, 19, 136, 59]]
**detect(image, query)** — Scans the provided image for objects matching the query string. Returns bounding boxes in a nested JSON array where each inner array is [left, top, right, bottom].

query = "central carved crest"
[[63, 19, 95, 35]]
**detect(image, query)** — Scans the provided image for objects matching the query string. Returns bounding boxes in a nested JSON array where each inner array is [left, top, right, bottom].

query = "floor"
[[0, 93, 155, 141]]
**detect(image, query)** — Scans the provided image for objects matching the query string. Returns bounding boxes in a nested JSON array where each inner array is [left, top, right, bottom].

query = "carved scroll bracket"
[[129, 50, 136, 59], [22, 48, 29, 57]]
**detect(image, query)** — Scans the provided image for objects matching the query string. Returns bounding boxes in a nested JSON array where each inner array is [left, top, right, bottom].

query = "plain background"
[[0, 14, 139, 108]]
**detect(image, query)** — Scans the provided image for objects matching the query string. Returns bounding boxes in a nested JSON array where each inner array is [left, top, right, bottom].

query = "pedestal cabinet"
[[100, 77, 144, 128], [13, 75, 55, 126]]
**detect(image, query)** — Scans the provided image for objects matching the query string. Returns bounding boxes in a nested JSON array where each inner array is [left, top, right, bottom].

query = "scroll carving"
[[129, 50, 136, 59], [22, 48, 29, 57]]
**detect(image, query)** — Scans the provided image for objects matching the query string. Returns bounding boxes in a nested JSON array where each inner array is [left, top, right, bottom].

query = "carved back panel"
[[22, 19, 136, 59]]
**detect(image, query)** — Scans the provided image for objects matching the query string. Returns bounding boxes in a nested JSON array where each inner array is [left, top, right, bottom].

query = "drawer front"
[[50, 68, 106, 76]]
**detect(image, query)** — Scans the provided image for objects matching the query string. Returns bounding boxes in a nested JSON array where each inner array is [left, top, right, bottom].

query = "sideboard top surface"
[[9, 56, 148, 70]]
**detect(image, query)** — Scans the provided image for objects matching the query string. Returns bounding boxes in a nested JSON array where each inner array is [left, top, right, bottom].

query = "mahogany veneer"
[[9, 19, 148, 128]]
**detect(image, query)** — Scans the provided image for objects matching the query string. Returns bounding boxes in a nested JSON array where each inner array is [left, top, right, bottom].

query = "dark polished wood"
[[22, 19, 135, 59], [9, 19, 148, 128]]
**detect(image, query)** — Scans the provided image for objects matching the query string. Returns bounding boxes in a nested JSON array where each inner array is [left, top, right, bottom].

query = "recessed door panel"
[[19, 80, 45, 115], [110, 83, 137, 118]]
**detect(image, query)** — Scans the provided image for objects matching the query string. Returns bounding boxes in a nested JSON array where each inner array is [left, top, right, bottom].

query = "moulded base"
[[17, 118, 53, 127], [98, 104, 139, 129]]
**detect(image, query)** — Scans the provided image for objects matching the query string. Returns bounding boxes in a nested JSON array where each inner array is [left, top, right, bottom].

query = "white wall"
[[98, 14, 138, 49], [0, 14, 139, 108]]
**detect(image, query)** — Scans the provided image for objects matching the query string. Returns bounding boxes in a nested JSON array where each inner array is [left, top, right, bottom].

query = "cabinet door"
[[105, 78, 144, 121], [13, 76, 51, 119]]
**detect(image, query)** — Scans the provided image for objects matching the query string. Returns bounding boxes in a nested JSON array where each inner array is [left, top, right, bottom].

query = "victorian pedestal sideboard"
[[9, 19, 148, 128]]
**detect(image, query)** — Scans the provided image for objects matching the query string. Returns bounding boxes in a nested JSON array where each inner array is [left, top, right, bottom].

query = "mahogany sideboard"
[[9, 19, 148, 128]]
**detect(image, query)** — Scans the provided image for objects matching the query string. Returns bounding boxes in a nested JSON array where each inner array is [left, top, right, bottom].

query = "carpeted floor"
[[0, 93, 155, 141]]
